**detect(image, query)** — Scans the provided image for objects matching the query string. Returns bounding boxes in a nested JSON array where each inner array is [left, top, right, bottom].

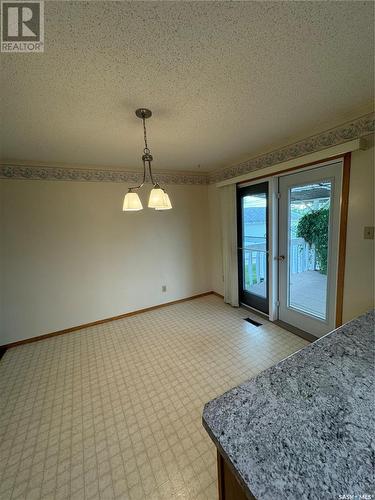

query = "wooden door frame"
[[335, 153, 351, 326]]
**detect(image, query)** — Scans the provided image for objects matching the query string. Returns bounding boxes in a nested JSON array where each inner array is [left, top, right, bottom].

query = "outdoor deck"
[[250, 270, 327, 319]]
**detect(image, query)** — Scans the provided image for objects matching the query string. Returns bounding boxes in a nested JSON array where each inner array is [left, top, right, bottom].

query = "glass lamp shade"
[[123, 191, 143, 211], [148, 187, 166, 209], [155, 191, 172, 210]]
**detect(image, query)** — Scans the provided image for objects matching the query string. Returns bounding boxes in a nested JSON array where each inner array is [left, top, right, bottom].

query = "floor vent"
[[244, 317, 262, 327]]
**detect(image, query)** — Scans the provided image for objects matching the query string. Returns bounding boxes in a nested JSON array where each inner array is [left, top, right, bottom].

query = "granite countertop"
[[202, 311, 375, 500]]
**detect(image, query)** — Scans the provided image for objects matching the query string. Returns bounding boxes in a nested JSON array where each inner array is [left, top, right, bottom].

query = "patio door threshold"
[[273, 320, 317, 343], [240, 304, 316, 343], [240, 302, 269, 321]]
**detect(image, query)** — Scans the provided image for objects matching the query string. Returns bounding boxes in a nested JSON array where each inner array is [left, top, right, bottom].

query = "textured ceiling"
[[1, 1, 374, 172]]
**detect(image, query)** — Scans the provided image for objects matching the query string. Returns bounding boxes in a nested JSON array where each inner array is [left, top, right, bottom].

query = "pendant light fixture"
[[123, 108, 172, 212]]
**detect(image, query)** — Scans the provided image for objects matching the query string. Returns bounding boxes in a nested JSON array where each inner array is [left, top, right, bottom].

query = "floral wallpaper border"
[[1, 112, 373, 185], [0, 165, 209, 185], [208, 112, 374, 184]]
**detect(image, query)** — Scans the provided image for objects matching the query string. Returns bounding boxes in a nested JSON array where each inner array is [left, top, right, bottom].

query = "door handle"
[[274, 255, 285, 261]]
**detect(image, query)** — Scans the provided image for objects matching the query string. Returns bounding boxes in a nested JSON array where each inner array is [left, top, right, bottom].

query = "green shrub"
[[296, 208, 329, 274]]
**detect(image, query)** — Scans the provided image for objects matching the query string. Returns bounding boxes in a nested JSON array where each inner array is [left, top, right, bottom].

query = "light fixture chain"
[[141, 112, 156, 186], [143, 117, 149, 152]]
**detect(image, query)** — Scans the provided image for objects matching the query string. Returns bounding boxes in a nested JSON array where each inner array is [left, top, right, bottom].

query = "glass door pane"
[[288, 181, 331, 320], [243, 192, 267, 297], [278, 161, 342, 337], [237, 182, 269, 314]]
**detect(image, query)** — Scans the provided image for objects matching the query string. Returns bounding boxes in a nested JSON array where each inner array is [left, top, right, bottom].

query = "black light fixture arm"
[[123, 107, 172, 211], [135, 108, 159, 187], [128, 160, 146, 192], [146, 159, 157, 187], [127, 109, 151, 192], [139, 111, 158, 187], [129, 108, 161, 189]]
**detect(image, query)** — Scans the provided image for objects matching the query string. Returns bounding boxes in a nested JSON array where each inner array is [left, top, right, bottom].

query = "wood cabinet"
[[217, 451, 256, 500]]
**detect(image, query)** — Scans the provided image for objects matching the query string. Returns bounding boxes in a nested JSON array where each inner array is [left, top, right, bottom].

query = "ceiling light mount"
[[122, 108, 172, 212], [135, 108, 152, 119]]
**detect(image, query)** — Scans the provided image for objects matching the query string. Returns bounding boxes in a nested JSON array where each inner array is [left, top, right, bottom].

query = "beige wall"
[[208, 143, 375, 322], [0, 180, 210, 344], [342, 143, 374, 322], [1, 144, 373, 345]]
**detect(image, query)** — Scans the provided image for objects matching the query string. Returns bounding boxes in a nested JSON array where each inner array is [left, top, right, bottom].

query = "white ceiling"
[[1, 1, 374, 172]]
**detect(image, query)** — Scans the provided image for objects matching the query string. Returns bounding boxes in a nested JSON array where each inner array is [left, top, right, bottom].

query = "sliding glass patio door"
[[278, 162, 343, 337], [237, 182, 269, 314]]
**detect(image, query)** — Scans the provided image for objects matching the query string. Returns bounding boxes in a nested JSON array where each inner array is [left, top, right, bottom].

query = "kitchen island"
[[202, 311, 374, 500]]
